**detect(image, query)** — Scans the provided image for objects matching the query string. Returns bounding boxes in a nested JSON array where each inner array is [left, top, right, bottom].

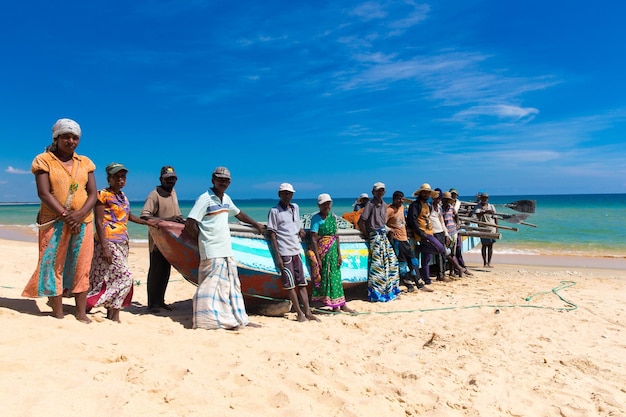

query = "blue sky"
[[2, 0, 625, 202]]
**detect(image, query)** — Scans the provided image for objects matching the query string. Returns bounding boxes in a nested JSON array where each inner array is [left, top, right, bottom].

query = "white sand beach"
[[1, 237, 625, 417]]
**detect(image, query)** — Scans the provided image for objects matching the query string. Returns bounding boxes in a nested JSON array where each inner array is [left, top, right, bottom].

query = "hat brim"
[[108, 167, 128, 175], [412, 189, 439, 197]]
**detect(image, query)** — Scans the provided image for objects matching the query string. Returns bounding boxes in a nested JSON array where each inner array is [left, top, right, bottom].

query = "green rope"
[[248, 280, 579, 315], [1, 280, 578, 314]]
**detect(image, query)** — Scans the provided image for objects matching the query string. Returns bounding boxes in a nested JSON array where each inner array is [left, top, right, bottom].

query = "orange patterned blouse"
[[31, 151, 96, 224]]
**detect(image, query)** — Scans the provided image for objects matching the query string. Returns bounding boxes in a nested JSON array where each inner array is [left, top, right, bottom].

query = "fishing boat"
[[149, 221, 369, 304], [150, 220, 480, 304]]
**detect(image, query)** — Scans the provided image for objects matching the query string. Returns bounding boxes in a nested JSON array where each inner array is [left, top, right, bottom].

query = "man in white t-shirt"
[[184, 166, 264, 330]]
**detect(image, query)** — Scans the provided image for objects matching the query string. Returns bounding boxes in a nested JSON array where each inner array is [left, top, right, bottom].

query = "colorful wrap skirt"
[[87, 240, 134, 309], [23, 221, 93, 298]]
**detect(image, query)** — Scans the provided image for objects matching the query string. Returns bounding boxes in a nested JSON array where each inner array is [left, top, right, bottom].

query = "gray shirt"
[[360, 199, 387, 234], [267, 202, 302, 256]]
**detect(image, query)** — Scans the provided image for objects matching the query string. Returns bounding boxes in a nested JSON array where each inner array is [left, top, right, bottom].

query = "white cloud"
[[237, 34, 289, 47], [387, 4, 430, 35], [353, 52, 396, 64], [350, 2, 387, 21], [6, 166, 29, 175], [490, 149, 560, 162], [349, 1, 429, 35], [454, 105, 540, 121], [340, 52, 487, 90]]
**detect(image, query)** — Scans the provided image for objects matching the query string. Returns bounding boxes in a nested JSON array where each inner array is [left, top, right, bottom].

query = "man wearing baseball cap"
[[140, 165, 184, 313], [267, 183, 320, 322], [185, 166, 264, 330], [358, 182, 400, 302], [353, 192, 369, 211]]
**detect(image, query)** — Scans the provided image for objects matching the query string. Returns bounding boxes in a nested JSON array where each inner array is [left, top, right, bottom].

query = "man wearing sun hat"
[[140, 165, 184, 313], [358, 182, 400, 302], [406, 183, 448, 286]]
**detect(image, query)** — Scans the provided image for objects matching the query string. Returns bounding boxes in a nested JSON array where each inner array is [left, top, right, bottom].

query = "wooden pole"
[[459, 216, 519, 232], [458, 231, 501, 239]]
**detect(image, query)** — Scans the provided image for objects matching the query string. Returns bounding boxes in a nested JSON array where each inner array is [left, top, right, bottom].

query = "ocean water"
[[1, 194, 625, 258]]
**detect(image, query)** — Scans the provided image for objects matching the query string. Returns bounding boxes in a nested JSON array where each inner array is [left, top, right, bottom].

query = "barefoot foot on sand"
[[306, 313, 321, 322], [340, 305, 357, 314], [76, 315, 92, 324]]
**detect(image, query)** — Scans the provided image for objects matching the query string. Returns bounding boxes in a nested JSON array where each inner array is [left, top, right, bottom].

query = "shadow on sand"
[[0, 297, 43, 316], [125, 299, 194, 328]]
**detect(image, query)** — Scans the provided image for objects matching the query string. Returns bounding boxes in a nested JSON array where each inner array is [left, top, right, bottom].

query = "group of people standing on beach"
[[20, 118, 347, 328], [349, 182, 478, 302], [22, 118, 497, 330]]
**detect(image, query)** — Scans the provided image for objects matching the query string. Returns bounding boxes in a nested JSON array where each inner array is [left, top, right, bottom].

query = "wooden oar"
[[495, 213, 529, 223], [462, 225, 497, 232], [490, 213, 538, 228], [458, 211, 529, 223], [514, 220, 537, 228], [459, 216, 519, 232], [460, 199, 536, 214], [458, 231, 501, 239], [459, 213, 537, 229]]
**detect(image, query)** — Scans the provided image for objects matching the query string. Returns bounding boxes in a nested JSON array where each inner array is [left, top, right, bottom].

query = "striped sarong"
[[193, 257, 249, 330], [367, 231, 400, 302]]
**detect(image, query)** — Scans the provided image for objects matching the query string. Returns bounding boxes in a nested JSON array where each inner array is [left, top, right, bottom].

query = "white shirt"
[[187, 189, 240, 260]]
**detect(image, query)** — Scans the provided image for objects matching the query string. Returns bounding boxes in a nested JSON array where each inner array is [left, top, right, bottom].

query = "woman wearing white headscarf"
[[22, 118, 98, 323]]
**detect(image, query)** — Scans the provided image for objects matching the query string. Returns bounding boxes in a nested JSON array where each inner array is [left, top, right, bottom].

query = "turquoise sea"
[[1, 194, 625, 258]]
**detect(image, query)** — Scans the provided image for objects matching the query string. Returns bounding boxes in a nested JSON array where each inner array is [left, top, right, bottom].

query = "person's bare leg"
[[486, 244, 494, 267], [107, 308, 121, 323], [74, 292, 91, 324], [298, 287, 320, 322], [287, 288, 306, 322], [49, 295, 64, 319], [447, 255, 463, 277]]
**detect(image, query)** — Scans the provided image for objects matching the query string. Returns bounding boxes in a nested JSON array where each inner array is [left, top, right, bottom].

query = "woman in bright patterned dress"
[[308, 193, 356, 313], [22, 118, 98, 323], [86, 163, 157, 322]]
